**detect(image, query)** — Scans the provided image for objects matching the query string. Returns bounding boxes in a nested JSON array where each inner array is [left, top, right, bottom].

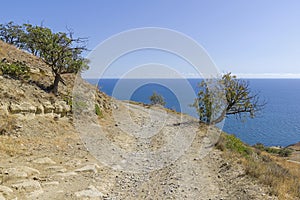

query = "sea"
[[86, 78, 300, 147]]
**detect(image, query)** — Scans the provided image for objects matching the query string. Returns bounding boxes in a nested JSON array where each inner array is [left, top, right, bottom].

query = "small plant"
[[0, 61, 30, 80], [63, 93, 73, 108], [149, 91, 166, 106], [95, 104, 103, 118]]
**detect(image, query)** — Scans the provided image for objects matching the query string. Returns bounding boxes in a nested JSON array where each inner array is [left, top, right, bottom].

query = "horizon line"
[[83, 73, 300, 79]]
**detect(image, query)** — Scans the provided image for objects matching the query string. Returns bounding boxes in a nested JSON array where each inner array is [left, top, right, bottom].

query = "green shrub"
[[225, 134, 252, 156], [278, 148, 293, 157], [0, 61, 30, 80], [253, 143, 293, 157], [95, 104, 103, 118], [253, 143, 265, 151]]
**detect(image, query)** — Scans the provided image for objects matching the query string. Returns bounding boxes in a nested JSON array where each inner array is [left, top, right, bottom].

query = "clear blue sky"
[[2, 0, 300, 78]]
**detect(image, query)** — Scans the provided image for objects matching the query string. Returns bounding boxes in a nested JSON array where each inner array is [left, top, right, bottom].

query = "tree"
[[0, 21, 24, 47], [23, 25, 89, 95], [192, 73, 265, 124], [149, 91, 166, 106], [0, 22, 89, 95]]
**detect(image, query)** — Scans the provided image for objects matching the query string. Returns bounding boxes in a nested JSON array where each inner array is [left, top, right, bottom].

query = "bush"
[[225, 134, 252, 156], [0, 61, 30, 80], [253, 143, 293, 157], [253, 143, 265, 151], [278, 148, 293, 157]]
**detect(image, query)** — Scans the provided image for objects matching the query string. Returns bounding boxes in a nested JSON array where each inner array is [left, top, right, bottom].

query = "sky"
[[1, 0, 300, 78]]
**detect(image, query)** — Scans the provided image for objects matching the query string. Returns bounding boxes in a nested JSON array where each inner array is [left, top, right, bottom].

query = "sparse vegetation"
[[149, 91, 166, 106], [62, 93, 73, 108], [216, 132, 300, 199], [253, 143, 293, 157]]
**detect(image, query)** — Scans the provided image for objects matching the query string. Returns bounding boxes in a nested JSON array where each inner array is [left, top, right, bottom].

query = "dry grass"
[[0, 114, 17, 136], [216, 132, 300, 199], [0, 136, 24, 156]]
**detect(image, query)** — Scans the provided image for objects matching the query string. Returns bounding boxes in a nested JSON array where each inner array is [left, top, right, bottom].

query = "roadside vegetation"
[[192, 73, 266, 124], [216, 132, 300, 199], [253, 143, 293, 157]]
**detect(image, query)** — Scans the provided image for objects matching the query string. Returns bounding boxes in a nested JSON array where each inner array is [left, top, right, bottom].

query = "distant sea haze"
[[86, 78, 300, 147]]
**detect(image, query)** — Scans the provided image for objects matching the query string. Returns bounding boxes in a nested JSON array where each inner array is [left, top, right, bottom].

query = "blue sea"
[[86, 78, 300, 147]]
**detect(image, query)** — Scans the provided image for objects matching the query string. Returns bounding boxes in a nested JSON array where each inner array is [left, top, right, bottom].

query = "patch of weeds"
[[95, 104, 103, 118]]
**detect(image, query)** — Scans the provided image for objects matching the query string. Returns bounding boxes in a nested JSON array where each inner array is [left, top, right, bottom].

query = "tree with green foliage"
[[192, 73, 265, 124], [0, 21, 24, 47], [149, 91, 166, 106], [22, 24, 89, 95], [0, 22, 89, 95]]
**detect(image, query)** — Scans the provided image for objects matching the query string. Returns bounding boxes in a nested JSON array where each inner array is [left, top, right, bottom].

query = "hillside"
[[0, 40, 293, 199]]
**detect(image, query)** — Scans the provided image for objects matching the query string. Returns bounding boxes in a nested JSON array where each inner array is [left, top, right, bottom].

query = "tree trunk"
[[209, 108, 227, 125], [52, 73, 60, 95]]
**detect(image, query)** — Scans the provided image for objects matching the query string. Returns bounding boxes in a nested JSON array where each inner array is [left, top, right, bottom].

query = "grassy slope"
[[216, 132, 300, 199]]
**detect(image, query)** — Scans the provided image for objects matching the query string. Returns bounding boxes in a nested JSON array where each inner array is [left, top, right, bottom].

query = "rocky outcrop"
[[9, 102, 36, 114], [8, 100, 71, 117]]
